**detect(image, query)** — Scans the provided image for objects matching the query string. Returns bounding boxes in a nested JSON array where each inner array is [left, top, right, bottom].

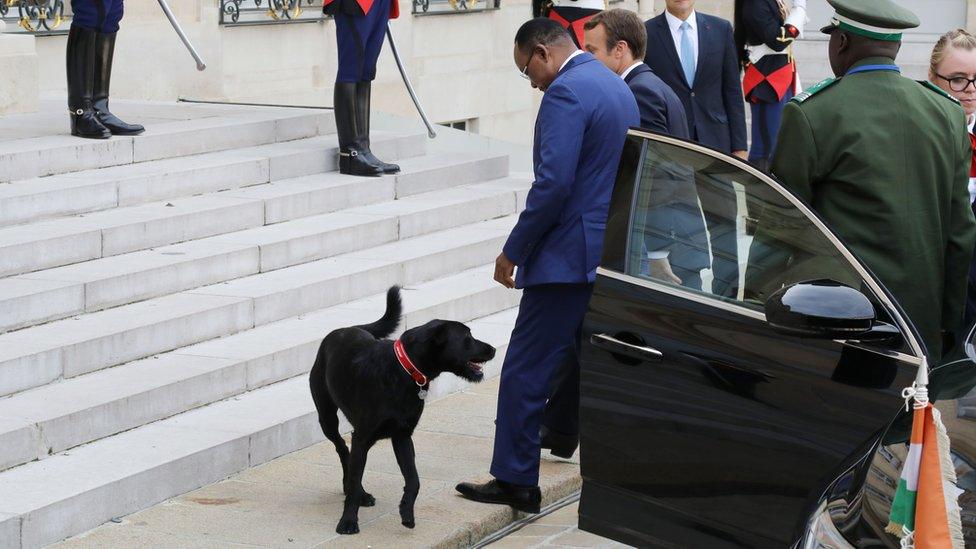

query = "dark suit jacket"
[[624, 63, 689, 139], [503, 53, 639, 288], [644, 12, 747, 153]]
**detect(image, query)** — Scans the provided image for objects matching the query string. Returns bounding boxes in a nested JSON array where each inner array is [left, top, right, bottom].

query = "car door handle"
[[591, 333, 664, 363]]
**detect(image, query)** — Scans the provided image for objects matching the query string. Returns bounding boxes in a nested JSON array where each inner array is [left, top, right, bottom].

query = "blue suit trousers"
[[71, 0, 123, 33], [490, 283, 593, 486], [334, 0, 390, 83]]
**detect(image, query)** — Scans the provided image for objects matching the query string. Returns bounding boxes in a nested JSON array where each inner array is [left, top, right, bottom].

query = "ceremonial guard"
[[768, 0, 976, 361], [324, 0, 401, 176], [733, 0, 805, 171], [544, 0, 606, 49], [67, 0, 144, 139]]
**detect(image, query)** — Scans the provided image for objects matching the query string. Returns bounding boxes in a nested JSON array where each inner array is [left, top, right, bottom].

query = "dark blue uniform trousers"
[[490, 283, 593, 486], [334, 0, 390, 83], [748, 88, 793, 163], [71, 0, 124, 33]]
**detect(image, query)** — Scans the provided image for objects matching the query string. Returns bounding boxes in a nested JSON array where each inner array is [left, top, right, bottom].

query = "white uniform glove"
[[785, 6, 807, 38]]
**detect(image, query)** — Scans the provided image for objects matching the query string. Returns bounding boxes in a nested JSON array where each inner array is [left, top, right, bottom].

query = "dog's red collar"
[[394, 339, 428, 387]]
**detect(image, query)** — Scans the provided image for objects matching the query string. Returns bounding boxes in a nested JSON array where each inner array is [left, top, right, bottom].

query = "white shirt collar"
[[968, 115, 975, 133], [620, 61, 643, 80], [665, 9, 697, 33], [559, 49, 585, 73]]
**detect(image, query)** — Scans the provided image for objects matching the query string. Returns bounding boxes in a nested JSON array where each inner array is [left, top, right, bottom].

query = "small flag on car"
[[886, 360, 964, 549]]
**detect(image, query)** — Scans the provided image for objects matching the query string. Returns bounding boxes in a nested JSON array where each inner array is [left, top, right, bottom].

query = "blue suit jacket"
[[643, 12, 747, 153], [503, 53, 639, 288], [624, 63, 689, 139]]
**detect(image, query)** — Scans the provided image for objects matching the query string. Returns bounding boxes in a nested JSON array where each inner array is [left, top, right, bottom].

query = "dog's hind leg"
[[336, 431, 375, 535], [310, 383, 375, 507], [391, 435, 420, 528]]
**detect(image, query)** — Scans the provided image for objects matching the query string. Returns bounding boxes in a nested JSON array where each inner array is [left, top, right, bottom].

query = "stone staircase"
[[793, 38, 933, 86], [0, 101, 529, 549]]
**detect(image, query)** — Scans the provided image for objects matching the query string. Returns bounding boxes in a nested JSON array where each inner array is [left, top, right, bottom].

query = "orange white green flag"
[[886, 377, 964, 548]]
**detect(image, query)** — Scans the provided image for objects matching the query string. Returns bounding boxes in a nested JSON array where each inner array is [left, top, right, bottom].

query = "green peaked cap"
[[819, 0, 920, 42]]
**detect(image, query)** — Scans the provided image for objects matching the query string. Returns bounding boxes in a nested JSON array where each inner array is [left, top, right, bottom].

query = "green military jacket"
[[770, 56, 976, 361]]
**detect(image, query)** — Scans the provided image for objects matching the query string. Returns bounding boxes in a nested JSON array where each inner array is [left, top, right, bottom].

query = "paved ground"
[[485, 502, 630, 549], [54, 376, 585, 548]]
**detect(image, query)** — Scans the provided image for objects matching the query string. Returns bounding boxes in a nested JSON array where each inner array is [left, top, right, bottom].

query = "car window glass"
[[626, 138, 862, 311]]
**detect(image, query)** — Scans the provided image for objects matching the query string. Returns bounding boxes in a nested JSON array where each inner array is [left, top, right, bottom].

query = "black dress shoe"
[[455, 479, 541, 514], [540, 426, 578, 459]]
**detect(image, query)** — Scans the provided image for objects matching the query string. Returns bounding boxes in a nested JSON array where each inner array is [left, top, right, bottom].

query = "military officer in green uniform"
[[768, 0, 976, 361]]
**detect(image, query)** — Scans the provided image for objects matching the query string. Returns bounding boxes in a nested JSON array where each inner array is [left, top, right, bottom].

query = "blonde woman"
[[930, 28, 976, 327]]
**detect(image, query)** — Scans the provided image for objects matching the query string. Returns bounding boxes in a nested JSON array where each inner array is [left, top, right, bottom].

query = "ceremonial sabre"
[[157, 0, 207, 71], [386, 24, 436, 138]]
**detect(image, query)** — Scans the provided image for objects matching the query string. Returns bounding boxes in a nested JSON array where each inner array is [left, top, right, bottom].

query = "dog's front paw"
[[336, 518, 360, 535], [360, 491, 376, 507]]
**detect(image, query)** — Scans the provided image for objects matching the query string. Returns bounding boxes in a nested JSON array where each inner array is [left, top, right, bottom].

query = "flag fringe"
[[931, 406, 965, 549]]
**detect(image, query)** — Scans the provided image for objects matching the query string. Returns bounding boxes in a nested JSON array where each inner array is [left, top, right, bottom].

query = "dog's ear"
[[432, 322, 449, 346]]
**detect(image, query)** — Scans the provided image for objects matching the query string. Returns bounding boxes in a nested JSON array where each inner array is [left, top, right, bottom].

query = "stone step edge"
[[0, 215, 516, 398], [0, 264, 518, 474], [0, 130, 426, 230], [0, 149, 509, 279], [0, 177, 529, 334], [0, 109, 336, 184], [0, 306, 520, 549]]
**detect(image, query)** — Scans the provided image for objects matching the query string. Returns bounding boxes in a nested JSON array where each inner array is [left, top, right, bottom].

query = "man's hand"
[[732, 150, 749, 161], [649, 257, 682, 285], [494, 252, 516, 289]]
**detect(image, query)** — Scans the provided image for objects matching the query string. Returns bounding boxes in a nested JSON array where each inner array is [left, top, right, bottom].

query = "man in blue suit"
[[456, 19, 638, 512], [644, 0, 747, 297]]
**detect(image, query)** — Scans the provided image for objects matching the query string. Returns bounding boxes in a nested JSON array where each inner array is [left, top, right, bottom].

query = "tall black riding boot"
[[66, 25, 110, 139], [356, 81, 400, 174], [334, 82, 383, 177], [93, 31, 144, 136]]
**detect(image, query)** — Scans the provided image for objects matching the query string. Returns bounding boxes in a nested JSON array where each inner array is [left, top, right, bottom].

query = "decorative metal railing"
[[1, 0, 70, 34], [219, 0, 325, 26], [412, 0, 500, 14]]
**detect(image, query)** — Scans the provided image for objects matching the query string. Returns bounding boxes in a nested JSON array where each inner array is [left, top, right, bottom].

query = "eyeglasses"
[[518, 52, 535, 80], [936, 73, 976, 92]]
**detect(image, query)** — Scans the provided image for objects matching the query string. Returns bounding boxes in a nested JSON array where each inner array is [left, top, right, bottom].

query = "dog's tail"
[[354, 286, 402, 339]]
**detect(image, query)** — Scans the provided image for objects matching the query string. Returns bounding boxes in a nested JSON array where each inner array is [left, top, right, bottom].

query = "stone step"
[[0, 151, 510, 278], [0, 130, 425, 229], [0, 291, 518, 549], [0, 178, 529, 334], [0, 215, 517, 398], [0, 264, 518, 475], [0, 104, 335, 183]]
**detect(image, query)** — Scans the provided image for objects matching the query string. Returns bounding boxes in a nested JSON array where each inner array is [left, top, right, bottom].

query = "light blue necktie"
[[679, 21, 696, 87]]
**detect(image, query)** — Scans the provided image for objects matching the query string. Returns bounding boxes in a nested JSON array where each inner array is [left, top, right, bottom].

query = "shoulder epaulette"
[[918, 80, 960, 104], [791, 78, 839, 104]]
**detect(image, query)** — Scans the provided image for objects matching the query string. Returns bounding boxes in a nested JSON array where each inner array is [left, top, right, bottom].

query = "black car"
[[577, 130, 976, 548]]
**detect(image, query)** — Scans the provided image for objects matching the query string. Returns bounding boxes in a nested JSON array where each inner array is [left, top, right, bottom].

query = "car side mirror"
[[764, 280, 877, 339]]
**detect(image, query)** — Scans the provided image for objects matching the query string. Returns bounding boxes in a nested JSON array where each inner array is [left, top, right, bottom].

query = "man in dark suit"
[[644, 0, 747, 297], [583, 8, 689, 137], [644, 0, 747, 154], [583, 9, 709, 290], [456, 19, 638, 512]]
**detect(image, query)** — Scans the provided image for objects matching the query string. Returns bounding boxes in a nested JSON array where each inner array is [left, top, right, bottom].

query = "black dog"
[[308, 286, 496, 534]]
